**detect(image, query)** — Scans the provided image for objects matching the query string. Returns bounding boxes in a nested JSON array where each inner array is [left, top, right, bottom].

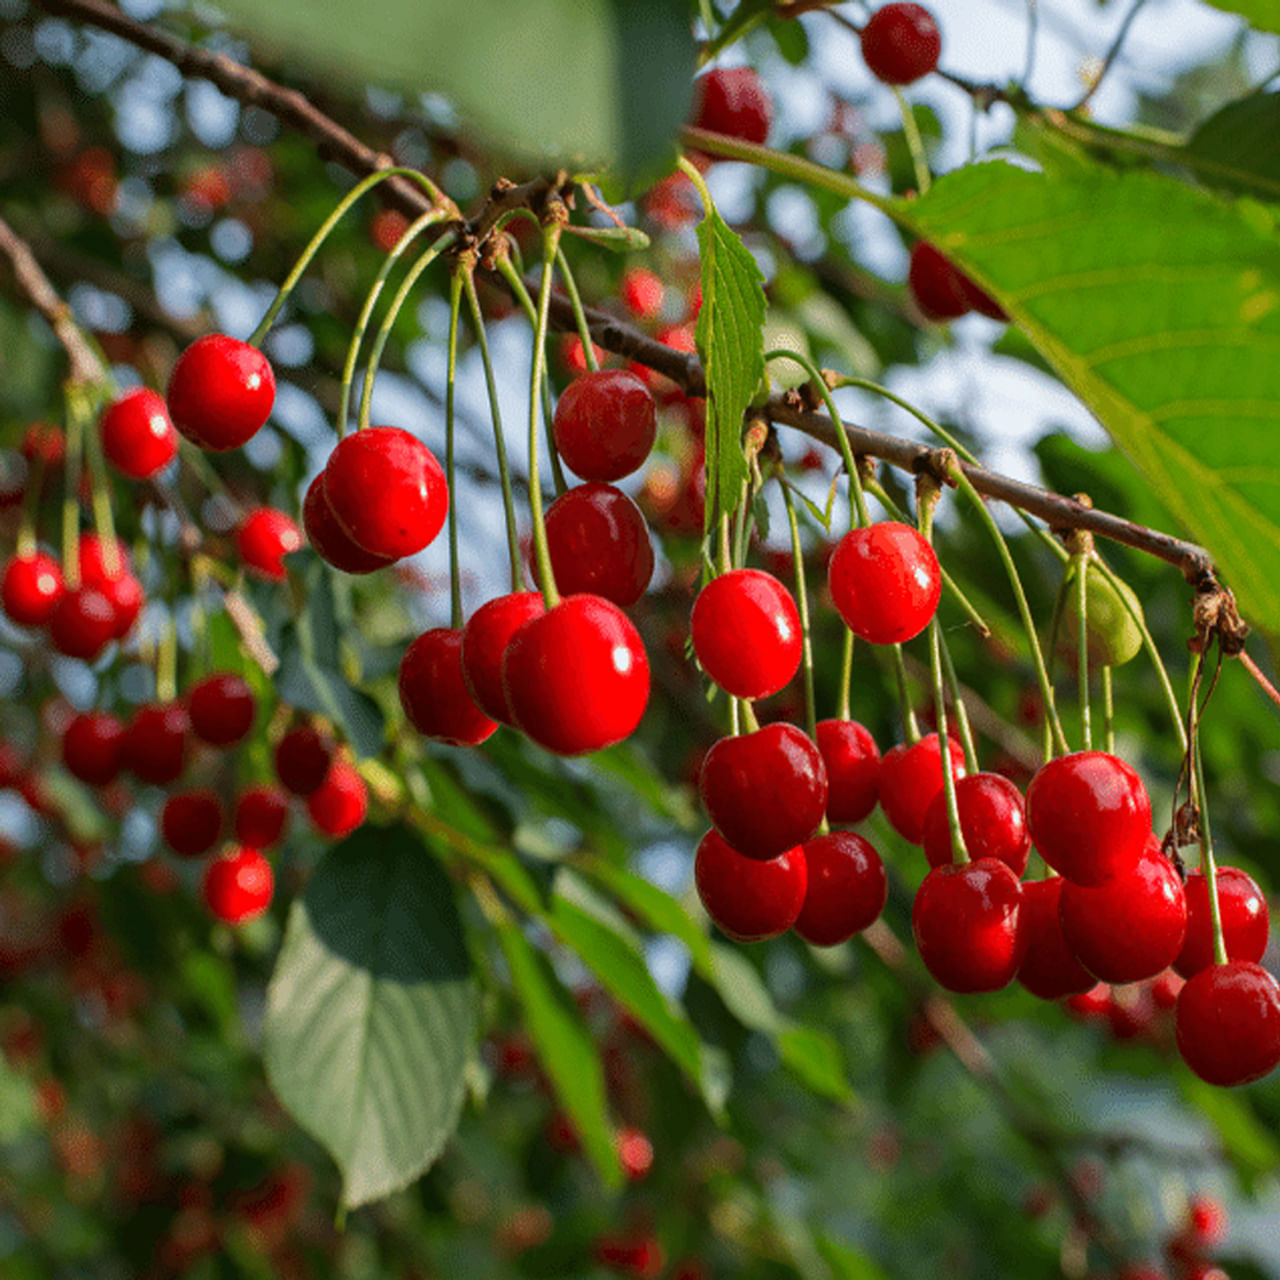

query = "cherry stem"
[[461, 271, 522, 594], [716, 512, 732, 577], [1187, 658, 1228, 967], [1101, 664, 1115, 754], [780, 481, 818, 744], [337, 208, 448, 438], [554, 246, 599, 373], [527, 223, 563, 612], [157, 613, 178, 704], [930, 620, 969, 864], [445, 272, 463, 631], [248, 167, 447, 348], [837, 626, 854, 722], [1239, 649, 1280, 713], [16, 452, 46, 560], [357, 228, 457, 433], [891, 644, 921, 745], [729, 696, 741, 737], [61, 383, 86, 589], [893, 87, 932, 195], [939, 637, 981, 775], [80, 385, 121, 577], [740, 700, 761, 733], [1075, 553, 1092, 750]]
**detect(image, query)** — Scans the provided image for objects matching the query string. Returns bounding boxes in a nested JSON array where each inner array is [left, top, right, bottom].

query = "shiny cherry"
[[274, 725, 333, 796], [1175, 866, 1270, 979], [2, 552, 65, 626], [202, 846, 274, 923], [166, 333, 275, 451], [815, 718, 881, 824], [49, 587, 116, 660], [123, 702, 189, 786], [1015, 877, 1096, 1000], [302, 472, 394, 574], [698, 723, 827, 860], [690, 569, 801, 700], [542, 483, 654, 607], [552, 370, 657, 482], [322, 426, 448, 560], [399, 628, 497, 746], [1025, 750, 1151, 886], [828, 522, 941, 645], [921, 772, 1030, 874], [161, 789, 223, 857], [306, 759, 368, 837], [690, 67, 772, 145], [188, 672, 255, 746], [694, 829, 806, 943], [793, 830, 887, 946], [503, 594, 649, 756], [61, 711, 125, 786], [877, 732, 967, 844], [860, 3, 942, 84], [99, 387, 177, 479], [912, 858, 1024, 993], [236, 507, 303, 581], [78, 534, 144, 640], [234, 784, 290, 849], [1175, 960, 1280, 1087], [460, 592, 546, 725]]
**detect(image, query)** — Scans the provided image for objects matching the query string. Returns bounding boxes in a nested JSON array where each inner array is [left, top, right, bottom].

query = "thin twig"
[[1070, 0, 1150, 113], [1240, 649, 1280, 713]]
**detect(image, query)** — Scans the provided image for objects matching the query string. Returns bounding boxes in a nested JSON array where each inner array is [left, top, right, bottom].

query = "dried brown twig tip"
[[1191, 578, 1249, 657]]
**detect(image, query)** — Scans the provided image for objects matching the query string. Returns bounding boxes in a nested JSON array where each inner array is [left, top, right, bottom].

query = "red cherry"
[[793, 830, 887, 946], [621, 268, 665, 323], [828, 522, 941, 645], [551, 371, 657, 482], [1175, 960, 1280, 1087], [306, 759, 368, 837], [1025, 751, 1151, 886], [273, 726, 333, 796], [593, 1232, 666, 1280], [202, 847, 274, 924], [460, 592, 546, 725], [690, 67, 772, 145], [322, 426, 448, 560], [1016, 877, 1096, 1000], [399, 627, 498, 746], [61, 711, 126, 786], [234, 785, 290, 849], [877, 732, 967, 844], [1175, 866, 1270, 979], [921, 772, 1030, 874], [161, 789, 224, 857], [187, 672, 255, 746], [698, 723, 827, 859], [236, 507, 303, 581], [1059, 844, 1187, 984], [78, 535, 144, 640], [615, 1127, 654, 1182], [955, 272, 1008, 323], [694, 829, 806, 943], [99, 387, 177, 479], [541, 483, 654, 607], [860, 3, 942, 84], [908, 243, 970, 321], [49, 587, 117, 660], [815, 719, 881, 824], [302, 473, 395, 574], [690, 569, 801, 700], [123, 702, 189, 786], [1065, 982, 1112, 1021], [1184, 1193, 1228, 1247], [166, 334, 275, 451], [1150, 968, 1184, 1009], [912, 859, 1024, 993], [21, 422, 64, 468], [2, 552, 65, 626], [503, 595, 649, 756]]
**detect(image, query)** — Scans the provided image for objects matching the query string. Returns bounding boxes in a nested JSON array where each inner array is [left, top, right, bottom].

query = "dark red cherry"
[[233, 784, 290, 849], [860, 3, 942, 84], [49, 587, 117, 661], [908, 243, 970, 321], [828, 522, 941, 645], [911, 858, 1024, 993], [2, 552, 65, 626], [399, 628, 497, 746], [877, 732, 967, 845], [322, 426, 448, 560], [955, 273, 1007, 322], [542, 483, 654, 607], [503, 595, 649, 756], [236, 507, 303, 581], [815, 719, 881, 824], [460, 592, 546, 726], [1175, 866, 1270, 979], [187, 672, 255, 746], [161, 789, 224, 857], [61, 711, 125, 786], [1175, 960, 1280, 1087], [302, 473, 395, 574], [793, 830, 887, 946], [1016, 877, 1096, 1000], [202, 847, 274, 923], [921, 772, 1030, 874], [99, 387, 178, 479], [698, 723, 827, 860], [1025, 750, 1151, 886], [273, 725, 333, 796], [78, 535, 143, 640], [689, 67, 773, 145], [306, 759, 368, 837], [694, 829, 806, 943], [690, 569, 801, 700], [552, 371, 657, 482], [166, 333, 275, 451], [1059, 843, 1187, 984], [123, 702, 189, 786]]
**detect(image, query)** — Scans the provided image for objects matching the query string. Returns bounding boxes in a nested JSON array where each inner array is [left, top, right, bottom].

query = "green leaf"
[[209, 0, 694, 178], [0, 1057, 37, 1145], [263, 825, 477, 1209], [814, 1229, 894, 1280], [695, 200, 767, 530], [909, 162, 1280, 636], [1184, 92, 1280, 200], [1179, 1077, 1280, 1183], [1202, 1, 1280, 33], [562, 223, 651, 252], [277, 646, 385, 759]]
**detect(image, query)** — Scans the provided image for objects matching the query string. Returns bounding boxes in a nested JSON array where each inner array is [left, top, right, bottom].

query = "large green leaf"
[[263, 825, 476, 1209], [1202, 0, 1280, 32], [209, 0, 694, 177], [909, 162, 1280, 635], [1184, 92, 1280, 201]]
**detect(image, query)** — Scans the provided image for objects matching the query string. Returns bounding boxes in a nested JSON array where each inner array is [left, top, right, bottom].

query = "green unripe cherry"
[[1055, 556, 1144, 669]]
